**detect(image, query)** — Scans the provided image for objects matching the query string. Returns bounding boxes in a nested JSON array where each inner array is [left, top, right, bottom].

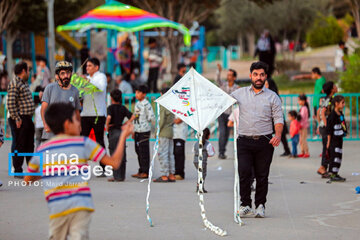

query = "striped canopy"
[[56, 0, 191, 45]]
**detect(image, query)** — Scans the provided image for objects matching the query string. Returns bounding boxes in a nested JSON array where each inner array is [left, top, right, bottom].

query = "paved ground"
[[0, 139, 360, 240], [201, 45, 338, 81]]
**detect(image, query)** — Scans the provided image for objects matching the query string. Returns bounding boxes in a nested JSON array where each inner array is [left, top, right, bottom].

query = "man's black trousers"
[[9, 115, 35, 173], [237, 135, 274, 208]]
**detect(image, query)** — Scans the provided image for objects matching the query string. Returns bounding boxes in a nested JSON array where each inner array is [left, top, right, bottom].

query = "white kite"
[[148, 68, 237, 236]]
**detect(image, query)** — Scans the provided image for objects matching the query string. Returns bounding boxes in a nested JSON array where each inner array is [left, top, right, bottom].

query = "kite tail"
[[232, 105, 243, 225], [91, 94, 99, 124], [196, 132, 227, 237], [145, 102, 161, 227]]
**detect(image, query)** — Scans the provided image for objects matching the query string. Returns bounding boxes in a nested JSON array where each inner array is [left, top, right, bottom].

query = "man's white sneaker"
[[238, 206, 253, 217], [255, 204, 265, 218]]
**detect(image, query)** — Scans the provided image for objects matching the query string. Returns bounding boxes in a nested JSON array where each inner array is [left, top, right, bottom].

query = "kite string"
[[91, 94, 99, 124], [232, 105, 243, 225], [145, 102, 161, 227]]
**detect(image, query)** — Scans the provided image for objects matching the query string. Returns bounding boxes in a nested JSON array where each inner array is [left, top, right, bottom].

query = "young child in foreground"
[[193, 128, 215, 193], [24, 102, 133, 239], [326, 95, 347, 182]]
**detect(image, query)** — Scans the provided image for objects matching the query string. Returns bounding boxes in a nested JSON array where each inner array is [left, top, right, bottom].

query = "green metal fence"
[[1, 92, 359, 141]]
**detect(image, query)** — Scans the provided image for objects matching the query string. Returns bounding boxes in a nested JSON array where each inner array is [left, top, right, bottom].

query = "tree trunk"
[[47, 0, 55, 76], [162, 34, 182, 81], [246, 32, 255, 57], [351, 1, 360, 40], [237, 32, 244, 59], [6, 32, 16, 80]]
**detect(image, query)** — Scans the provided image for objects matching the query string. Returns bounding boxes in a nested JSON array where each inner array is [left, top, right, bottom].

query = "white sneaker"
[[238, 206, 253, 217], [255, 204, 265, 218]]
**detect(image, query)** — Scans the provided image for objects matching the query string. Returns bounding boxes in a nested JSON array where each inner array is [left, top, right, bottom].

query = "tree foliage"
[[306, 14, 344, 47], [0, 0, 19, 34], [340, 53, 360, 92], [4, 0, 89, 35], [217, 0, 331, 44]]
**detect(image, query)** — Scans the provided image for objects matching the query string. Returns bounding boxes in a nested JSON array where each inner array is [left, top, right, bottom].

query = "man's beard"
[[59, 77, 70, 88], [251, 79, 265, 89]]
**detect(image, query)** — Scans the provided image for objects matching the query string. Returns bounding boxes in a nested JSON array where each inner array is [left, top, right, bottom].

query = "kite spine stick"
[[145, 102, 161, 227], [232, 105, 243, 225]]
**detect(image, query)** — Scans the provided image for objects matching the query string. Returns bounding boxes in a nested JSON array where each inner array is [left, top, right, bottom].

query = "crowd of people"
[[0, 52, 349, 238]]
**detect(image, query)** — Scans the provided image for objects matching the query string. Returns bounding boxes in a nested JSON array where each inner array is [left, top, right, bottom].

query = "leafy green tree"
[[340, 53, 360, 92], [217, 0, 330, 54], [1, 0, 89, 76], [306, 14, 344, 47]]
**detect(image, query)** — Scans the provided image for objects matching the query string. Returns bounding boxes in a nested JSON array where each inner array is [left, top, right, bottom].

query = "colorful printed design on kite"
[[172, 87, 190, 106], [172, 107, 195, 117]]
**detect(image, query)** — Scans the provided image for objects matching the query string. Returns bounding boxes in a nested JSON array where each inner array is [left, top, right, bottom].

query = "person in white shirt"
[[334, 41, 345, 72], [81, 58, 108, 176], [34, 86, 44, 149], [131, 85, 155, 179], [118, 76, 133, 103]]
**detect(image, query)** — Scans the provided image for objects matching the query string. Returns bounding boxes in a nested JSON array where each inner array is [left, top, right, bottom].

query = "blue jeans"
[[291, 134, 299, 156]]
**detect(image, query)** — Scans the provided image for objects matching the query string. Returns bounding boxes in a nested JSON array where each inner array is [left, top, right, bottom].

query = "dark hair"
[[288, 110, 301, 121], [311, 67, 321, 75], [136, 85, 148, 94], [148, 37, 156, 44], [88, 58, 100, 67], [333, 95, 345, 104], [14, 62, 28, 75], [105, 73, 111, 78], [229, 69, 237, 78], [34, 86, 44, 105], [161, 87, 170, 94], [250, 61, 268, 74], [45, 103, 76, 134], [338, 41, 345, 46], [202, 128, 210, 143], [36, 55, 47, 63], [298, 94, 310, 118], [110, 89, 122, 103], [322, 81, 334, 97], [177, 63, 186, 71]]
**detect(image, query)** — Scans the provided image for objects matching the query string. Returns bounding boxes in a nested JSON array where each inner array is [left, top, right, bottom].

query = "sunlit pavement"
[[1, 140, 359, 240]]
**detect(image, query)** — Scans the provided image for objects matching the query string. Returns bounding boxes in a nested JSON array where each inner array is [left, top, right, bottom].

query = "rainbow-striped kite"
[[56, 0, 191, 45]]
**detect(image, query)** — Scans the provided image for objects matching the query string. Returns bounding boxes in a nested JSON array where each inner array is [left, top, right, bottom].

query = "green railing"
[[1, 92, 359, 141]]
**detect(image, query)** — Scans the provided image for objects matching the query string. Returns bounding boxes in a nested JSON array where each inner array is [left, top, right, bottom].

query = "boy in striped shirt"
[[24, 102, 133, 239]]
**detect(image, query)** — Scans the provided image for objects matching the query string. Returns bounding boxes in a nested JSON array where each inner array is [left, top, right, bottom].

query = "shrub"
[[340, 53, 360, 93], [306, 14, 343, 48]]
